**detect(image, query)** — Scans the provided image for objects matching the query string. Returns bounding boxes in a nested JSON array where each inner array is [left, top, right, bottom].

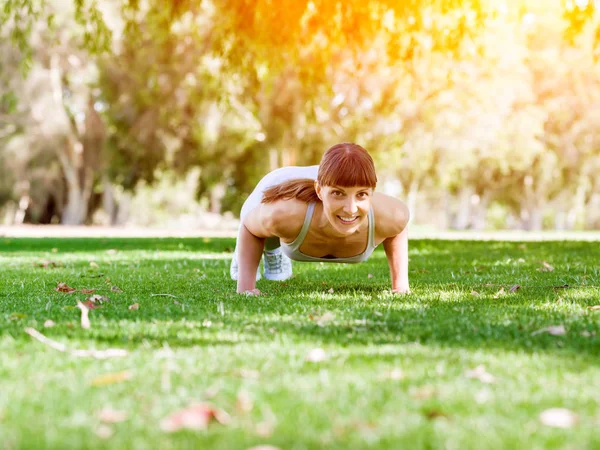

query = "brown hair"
[[262, 143, 377, 204]]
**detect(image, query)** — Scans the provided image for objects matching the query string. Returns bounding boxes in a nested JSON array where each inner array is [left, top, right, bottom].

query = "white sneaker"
[[230, 254, 261, 281], [263, 248, 293, 281]]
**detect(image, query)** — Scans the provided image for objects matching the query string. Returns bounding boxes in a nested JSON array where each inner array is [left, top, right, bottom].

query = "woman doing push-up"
[[230, 142, 410, 295]]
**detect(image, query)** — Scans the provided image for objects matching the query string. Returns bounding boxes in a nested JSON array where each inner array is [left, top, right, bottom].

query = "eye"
[[357, 192, 369, 199], [331, 190, 343, 197]]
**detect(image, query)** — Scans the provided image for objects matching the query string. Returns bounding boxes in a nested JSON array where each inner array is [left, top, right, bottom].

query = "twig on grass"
[[24, 328, 128, 359], [151, 294, 178, 298]]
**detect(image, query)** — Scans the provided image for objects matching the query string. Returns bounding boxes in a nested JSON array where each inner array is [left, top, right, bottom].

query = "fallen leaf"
[[424, 409, 448, 420], [129, 303, 139, 311], [509, 284, 521, 293], [35, 260, 62, 268], [111, 286, 124, 293], [87, 294, 109, 304], [305, 348, 327, 362], [97, 407, 128, 423], [25, 328, 126, 359], [465, 365, 496, 384], [82, 300, 102, 310], [531, 325, 566, 336], [328, 288, 334, 294], [234, 369, 260, 379], [89, 261, 99, 268], [587, 305, 600, 311], [539, 261, 554, 272], [76, 301, 91, 329], [255, 420, 275, 438], [471, 291, 480, 296], [94, 424, 114, 439], [55, 282, 77, 294], [367, 273, 373, 279], [493, 287, 505, 299], [80, 289, 96, 294], [539, 408, 579, 428], [44, 320, 55, 328], [160, 403, 230, 432], [236, 390, 254, 413], [314, 311, 335, 326], [90, 371, 132, 387], [382, 368, 404, 380]]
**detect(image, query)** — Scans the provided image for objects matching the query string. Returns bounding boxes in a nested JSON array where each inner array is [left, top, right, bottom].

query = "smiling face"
[[315, 183, 374, 236]]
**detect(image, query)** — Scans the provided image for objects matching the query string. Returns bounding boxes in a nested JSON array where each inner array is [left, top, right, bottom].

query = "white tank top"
[[280, 202, 377, 263]]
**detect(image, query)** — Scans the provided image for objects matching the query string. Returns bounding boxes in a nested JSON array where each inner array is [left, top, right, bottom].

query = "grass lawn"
[[1, 237, 599, 450]]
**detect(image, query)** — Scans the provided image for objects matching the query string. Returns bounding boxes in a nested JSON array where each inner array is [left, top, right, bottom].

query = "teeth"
[[339, 216, 357, 222]]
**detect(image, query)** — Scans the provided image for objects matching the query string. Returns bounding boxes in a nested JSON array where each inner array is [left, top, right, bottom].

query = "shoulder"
[[249, 198, 309, 240], [372, 192, 410, 238]]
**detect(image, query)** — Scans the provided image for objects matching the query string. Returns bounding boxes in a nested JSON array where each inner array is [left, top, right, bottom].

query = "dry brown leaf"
[[539, 261, 554, 272], [111, 286, 124, 293], [35, 260, 62, 268], [493, 288, 505, 299], [25, 328, 128, 358], [236, 390, 254, 414], [90, 371, 132, 387], [80, 289, 96, 294], [424, 409, 448, 420], [160, 403, 230, 432], [509, 284, 521, 293], [55, 282, 77, 294], [465, 365, 496, 384], [531, 325, 566, 336], [76, 301, 91, 329], [471, 291, 480, 296], [97, 407, 129, 423], [587, 305, 600, 311], [128, 303, 139, 311], [43, 320, 55, 328], [305, 348, 327, 362], [539, 408, 579, 428]]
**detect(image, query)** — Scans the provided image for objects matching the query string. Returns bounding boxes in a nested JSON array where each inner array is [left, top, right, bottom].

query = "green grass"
[[1, 237, 599, 450]]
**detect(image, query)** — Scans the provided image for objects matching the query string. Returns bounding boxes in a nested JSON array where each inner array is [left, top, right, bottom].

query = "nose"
[[343, 198, 358, 215]]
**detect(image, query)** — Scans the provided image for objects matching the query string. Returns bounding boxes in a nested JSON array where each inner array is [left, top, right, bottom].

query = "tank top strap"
[[286, 202, 316, 251]]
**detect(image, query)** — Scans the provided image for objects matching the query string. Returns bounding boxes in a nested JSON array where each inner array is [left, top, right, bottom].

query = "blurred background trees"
[[1, 0, 599, 230]]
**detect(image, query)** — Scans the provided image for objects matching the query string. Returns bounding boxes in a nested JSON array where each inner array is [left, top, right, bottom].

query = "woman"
[[230, 143, 410, 295]]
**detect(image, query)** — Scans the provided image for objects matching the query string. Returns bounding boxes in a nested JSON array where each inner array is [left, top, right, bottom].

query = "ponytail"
[[261, 179, 320, 204]]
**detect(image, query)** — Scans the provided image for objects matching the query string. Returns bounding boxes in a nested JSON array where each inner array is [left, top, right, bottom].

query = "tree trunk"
[[452, 187, 473, 230]]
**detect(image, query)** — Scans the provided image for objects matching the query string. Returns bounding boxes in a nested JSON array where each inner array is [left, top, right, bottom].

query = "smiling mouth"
[[338, 216, 359, 225]]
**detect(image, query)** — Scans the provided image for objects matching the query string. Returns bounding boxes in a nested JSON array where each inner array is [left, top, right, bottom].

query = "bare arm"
[[236, 223, 265, 294], [236, 202, 280, 294], [383, 226, 410, 294]]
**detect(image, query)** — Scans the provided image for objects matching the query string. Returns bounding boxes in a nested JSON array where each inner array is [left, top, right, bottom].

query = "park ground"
[[0, 232, 599, 449]]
